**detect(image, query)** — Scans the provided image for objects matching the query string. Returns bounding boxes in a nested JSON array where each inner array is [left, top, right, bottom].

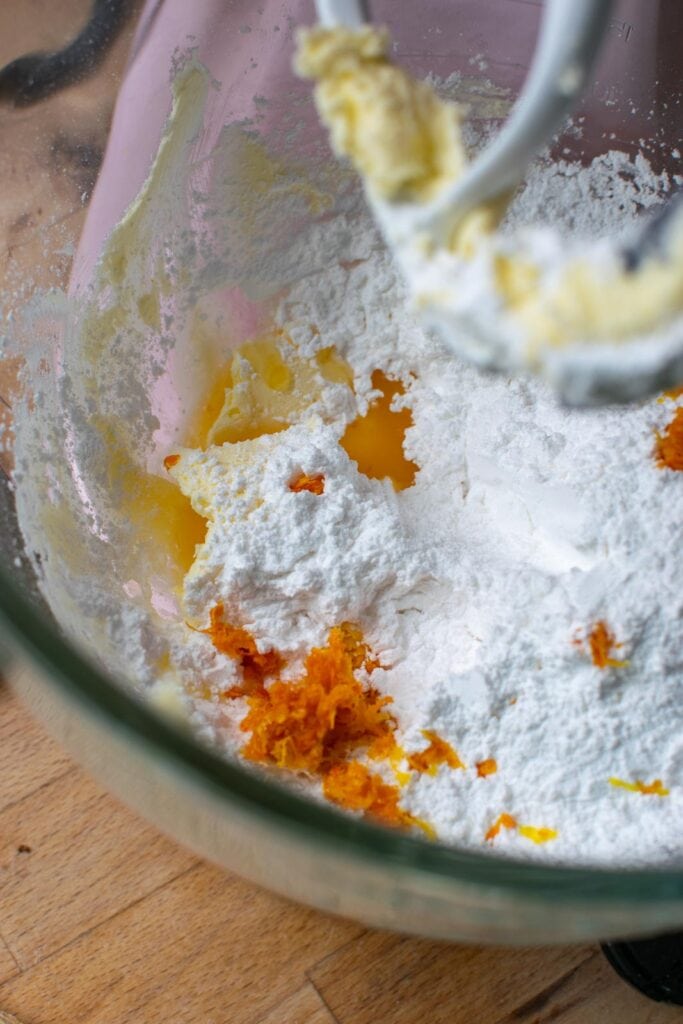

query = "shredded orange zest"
[[518, 825, 558, 845], [201, 611, 432, 834], [413, 816, 438, 840], [658, 385, 683, 402], [407, 729, 465, 775], [486, 814, 557, 844], [655, 406, 683, 471], [609, 777, 669, 797], [240, 624, 394, 772], [368, 734, 411, 785], [476, 758, 498, 778], [163, 453, 180, 471], [367, 731, 401, 760], [203, 603, 284, 697], [586, 621, 629, 669], [485, 813, 517, 842], [340, 370, 419, 491], [323, 761, 432, 834], [289, 472, 325, 495], [336, 620, 384, 674]]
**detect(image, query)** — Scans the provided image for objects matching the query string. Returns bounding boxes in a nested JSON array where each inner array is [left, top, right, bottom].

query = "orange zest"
[[163, 453, 180, 471], [335, 621, 384, 674], [585, 621, 629, 669], [476, 758, 498, 778], [609, 777, 669, 797], [655, 406, 683, 471], [517, 825, 558, 845], [239, 624, 394, 773], [197, 607, 454, 837], [289, 472, 325, 495], [367, 731, 402, 761], [203, 603, 284, 697], [233, 624, 434, 835], [323, 761, 433, 835], [658, 384, 683, 402], [407, 730, 465, 775], [485, 813, 517, 842], [340, 370, 419, 491], [485, 813, 557, 845], [366, 733, 411, 784]]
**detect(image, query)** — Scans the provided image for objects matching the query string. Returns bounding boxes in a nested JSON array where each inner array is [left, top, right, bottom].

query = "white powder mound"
[[172, 422, 432, 654], [162, 147, 683, 868], [509, 149, 672, 235], [9, 63, 680, 867]]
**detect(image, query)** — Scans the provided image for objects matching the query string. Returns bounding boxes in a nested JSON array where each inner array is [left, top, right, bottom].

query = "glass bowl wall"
[[1, 0, 682, 944]]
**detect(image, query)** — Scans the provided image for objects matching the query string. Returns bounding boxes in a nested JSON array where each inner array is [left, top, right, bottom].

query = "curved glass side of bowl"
[[1, 0, 682, 944]]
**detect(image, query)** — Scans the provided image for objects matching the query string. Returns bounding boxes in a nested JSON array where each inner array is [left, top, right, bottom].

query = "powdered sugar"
[[508, 149, 673, 235], [172, 422, 431, 654], [156, 145, 683, 867], [10, 61, 682, 866]]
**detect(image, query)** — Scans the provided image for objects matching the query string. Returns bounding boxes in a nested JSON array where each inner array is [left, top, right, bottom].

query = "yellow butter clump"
[[295, 26, 465, 202]]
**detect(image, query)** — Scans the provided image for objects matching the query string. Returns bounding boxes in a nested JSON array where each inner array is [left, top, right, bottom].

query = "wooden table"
[[0, 3, 681, 1021]]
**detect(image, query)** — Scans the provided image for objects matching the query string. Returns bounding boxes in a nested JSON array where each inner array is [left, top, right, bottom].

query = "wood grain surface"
[[0, 2, 681, 1022]]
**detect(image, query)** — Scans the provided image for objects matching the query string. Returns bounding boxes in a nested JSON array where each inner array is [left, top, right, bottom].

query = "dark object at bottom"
[[602, 933, 683, 1005]]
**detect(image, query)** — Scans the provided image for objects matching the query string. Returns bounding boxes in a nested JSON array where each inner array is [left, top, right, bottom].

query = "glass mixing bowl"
[[1, 0, 682, 945]]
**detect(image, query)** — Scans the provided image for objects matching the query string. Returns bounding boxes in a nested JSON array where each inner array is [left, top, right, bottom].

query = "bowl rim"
[[2, 563, 683, 906]]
